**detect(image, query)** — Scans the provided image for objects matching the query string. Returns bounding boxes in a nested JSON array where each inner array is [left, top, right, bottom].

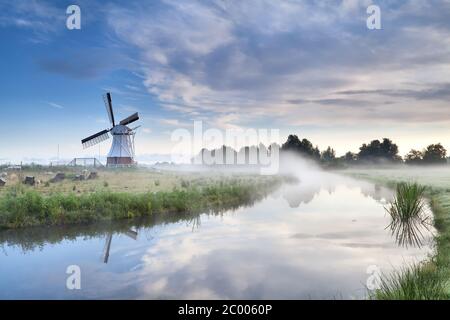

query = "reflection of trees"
[[281, 182, 339, 208], [281, 179, 395, 209], [282, 183, 324, 208], [360, 184, 393, 203], [0, 213, 202, 254]]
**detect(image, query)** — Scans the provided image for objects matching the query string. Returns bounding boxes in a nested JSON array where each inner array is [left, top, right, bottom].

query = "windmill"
[[81, 92, 140, 166]]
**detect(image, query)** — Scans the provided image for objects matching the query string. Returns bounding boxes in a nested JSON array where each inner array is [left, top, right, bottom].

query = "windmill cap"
[[110, 125, 130, 134]]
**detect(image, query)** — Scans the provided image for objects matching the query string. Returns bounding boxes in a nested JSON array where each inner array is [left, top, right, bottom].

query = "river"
[[0, 174, 435, 299]]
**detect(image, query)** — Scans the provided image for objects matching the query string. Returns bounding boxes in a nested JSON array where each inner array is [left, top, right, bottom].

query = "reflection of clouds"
[[125, 181, 432, 299], [0, 174, 435, 299]]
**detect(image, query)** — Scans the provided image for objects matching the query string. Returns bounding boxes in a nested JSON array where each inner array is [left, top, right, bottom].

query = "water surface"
[[0, 175, 435, 299]]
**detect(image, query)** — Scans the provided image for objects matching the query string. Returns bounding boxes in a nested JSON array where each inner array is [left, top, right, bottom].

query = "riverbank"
[[0, 170, 284, 229], [341, 167, 450, 299]]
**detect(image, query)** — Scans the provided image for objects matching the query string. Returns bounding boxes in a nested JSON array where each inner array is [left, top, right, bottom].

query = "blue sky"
[[0, 0, 449, 163]]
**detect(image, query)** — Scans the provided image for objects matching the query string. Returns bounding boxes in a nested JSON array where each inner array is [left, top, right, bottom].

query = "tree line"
[[282, 135, 448, 167], [192, 135, 448, 167]]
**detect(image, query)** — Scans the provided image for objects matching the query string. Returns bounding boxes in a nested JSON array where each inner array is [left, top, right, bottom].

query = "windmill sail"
[[82, 129, 110, 149], [103, 233, 113, 264], [120, 112, 139, 126], [103, 92, 115, 127]]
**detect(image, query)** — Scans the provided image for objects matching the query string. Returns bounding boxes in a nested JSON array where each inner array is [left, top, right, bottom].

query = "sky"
[[0, 0, 449, 164]]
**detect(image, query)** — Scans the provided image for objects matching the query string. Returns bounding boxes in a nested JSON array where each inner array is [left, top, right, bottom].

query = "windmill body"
[[81, 93, 140, 167], [107, 125, 134, 165]]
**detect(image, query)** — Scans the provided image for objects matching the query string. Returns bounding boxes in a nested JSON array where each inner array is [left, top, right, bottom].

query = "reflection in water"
[[0, 173, 435, 299], [384, 183, 434, 249], [103, 229, 138, 263], [387, 216, 432, 249], [385, 203, 433, 249], [280, 178, 393, 209]]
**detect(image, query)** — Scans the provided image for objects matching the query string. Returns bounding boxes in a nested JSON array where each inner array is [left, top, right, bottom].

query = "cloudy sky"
[[0, 0, 449, 163]]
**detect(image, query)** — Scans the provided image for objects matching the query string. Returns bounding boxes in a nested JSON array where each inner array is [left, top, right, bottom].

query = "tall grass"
[[0, 179, 281, 229], [373, 262, 447, 300], [385, 182, 431, 248], [375, 182, 449, 300], [345, 170, 450, 300]]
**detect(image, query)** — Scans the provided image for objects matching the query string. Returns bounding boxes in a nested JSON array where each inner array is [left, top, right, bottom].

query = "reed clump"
[[385, 182, 431, 248]]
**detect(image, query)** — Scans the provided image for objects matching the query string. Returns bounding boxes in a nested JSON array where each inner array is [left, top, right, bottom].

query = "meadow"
[[0, 166, 260, 195], [343, 166, 450, 299], [0, 167, 285, 229]]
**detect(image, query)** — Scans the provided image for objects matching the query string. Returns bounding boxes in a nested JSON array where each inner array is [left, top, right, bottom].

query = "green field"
[[0, 167, 285, 229], [342, 166, 450, 299], [0, 167, 263, 195]]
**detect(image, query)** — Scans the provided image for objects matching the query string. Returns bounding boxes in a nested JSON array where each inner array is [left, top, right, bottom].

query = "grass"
[[373, 262, 447, 300], [387, 182, 427, 222], [343, 166, 450, 299], [0, 167, 267, 195], [0, 175, 283, 229], [385, 182, 431, 248]]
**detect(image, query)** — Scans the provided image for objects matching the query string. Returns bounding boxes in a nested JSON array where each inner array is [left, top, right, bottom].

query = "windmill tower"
[[81, 92, 140, 167]]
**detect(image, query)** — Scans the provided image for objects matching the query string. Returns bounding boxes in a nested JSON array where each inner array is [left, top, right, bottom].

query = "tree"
[[405, 149, 423, 165], [423, 143, 447, 164], [358, 138, 401, 163], [281, 135, 320, 161], [321, 147, 336, 163], [312, 146, 321, 161], [344, 151, 357, 163]]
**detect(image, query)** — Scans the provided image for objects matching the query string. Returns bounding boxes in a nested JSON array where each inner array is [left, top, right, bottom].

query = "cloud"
[[104, 0, 450, 129], [47, 102, 64, 109], [0, 0, 64, 41], [5, 0, 450, 132], [159, 119, 186, 127], [336, 83, 450, 101]]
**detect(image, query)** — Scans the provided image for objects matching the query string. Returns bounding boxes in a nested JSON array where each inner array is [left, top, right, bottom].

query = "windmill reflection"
[[102, 229, 138, 263]]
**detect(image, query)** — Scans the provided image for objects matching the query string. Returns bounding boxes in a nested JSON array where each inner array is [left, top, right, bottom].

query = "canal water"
[[0, 174, 435, 299]]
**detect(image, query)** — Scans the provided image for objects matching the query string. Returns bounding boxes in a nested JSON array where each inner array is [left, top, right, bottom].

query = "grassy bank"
[[0, 176, 283, 229], [342, 167, 450, 299]]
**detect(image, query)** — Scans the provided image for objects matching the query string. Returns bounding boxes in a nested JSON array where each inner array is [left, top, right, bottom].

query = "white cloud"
[[105, 0, 450, 132], [47, 102, 64, 109]]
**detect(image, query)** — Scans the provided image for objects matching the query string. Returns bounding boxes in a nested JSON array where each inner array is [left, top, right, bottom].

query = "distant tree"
[[281, 135, 301, 151], [312, 146, 321, 161], [423, 143, 447, 164], [281, 135, 320, 161], [405, 149, 423, 165], [358, 138, 401, 163], [321, 147, 336, 163], [344, 151, 357, 163]]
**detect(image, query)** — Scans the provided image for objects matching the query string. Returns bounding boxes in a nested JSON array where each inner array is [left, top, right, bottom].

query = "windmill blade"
[[81, 129, 110, 149], [130, 125, 141, 132], [120, 112, 139, 126], [103, 92, 115, 127], [103, 233, 113, 264], [125, 229, 138, 240]]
